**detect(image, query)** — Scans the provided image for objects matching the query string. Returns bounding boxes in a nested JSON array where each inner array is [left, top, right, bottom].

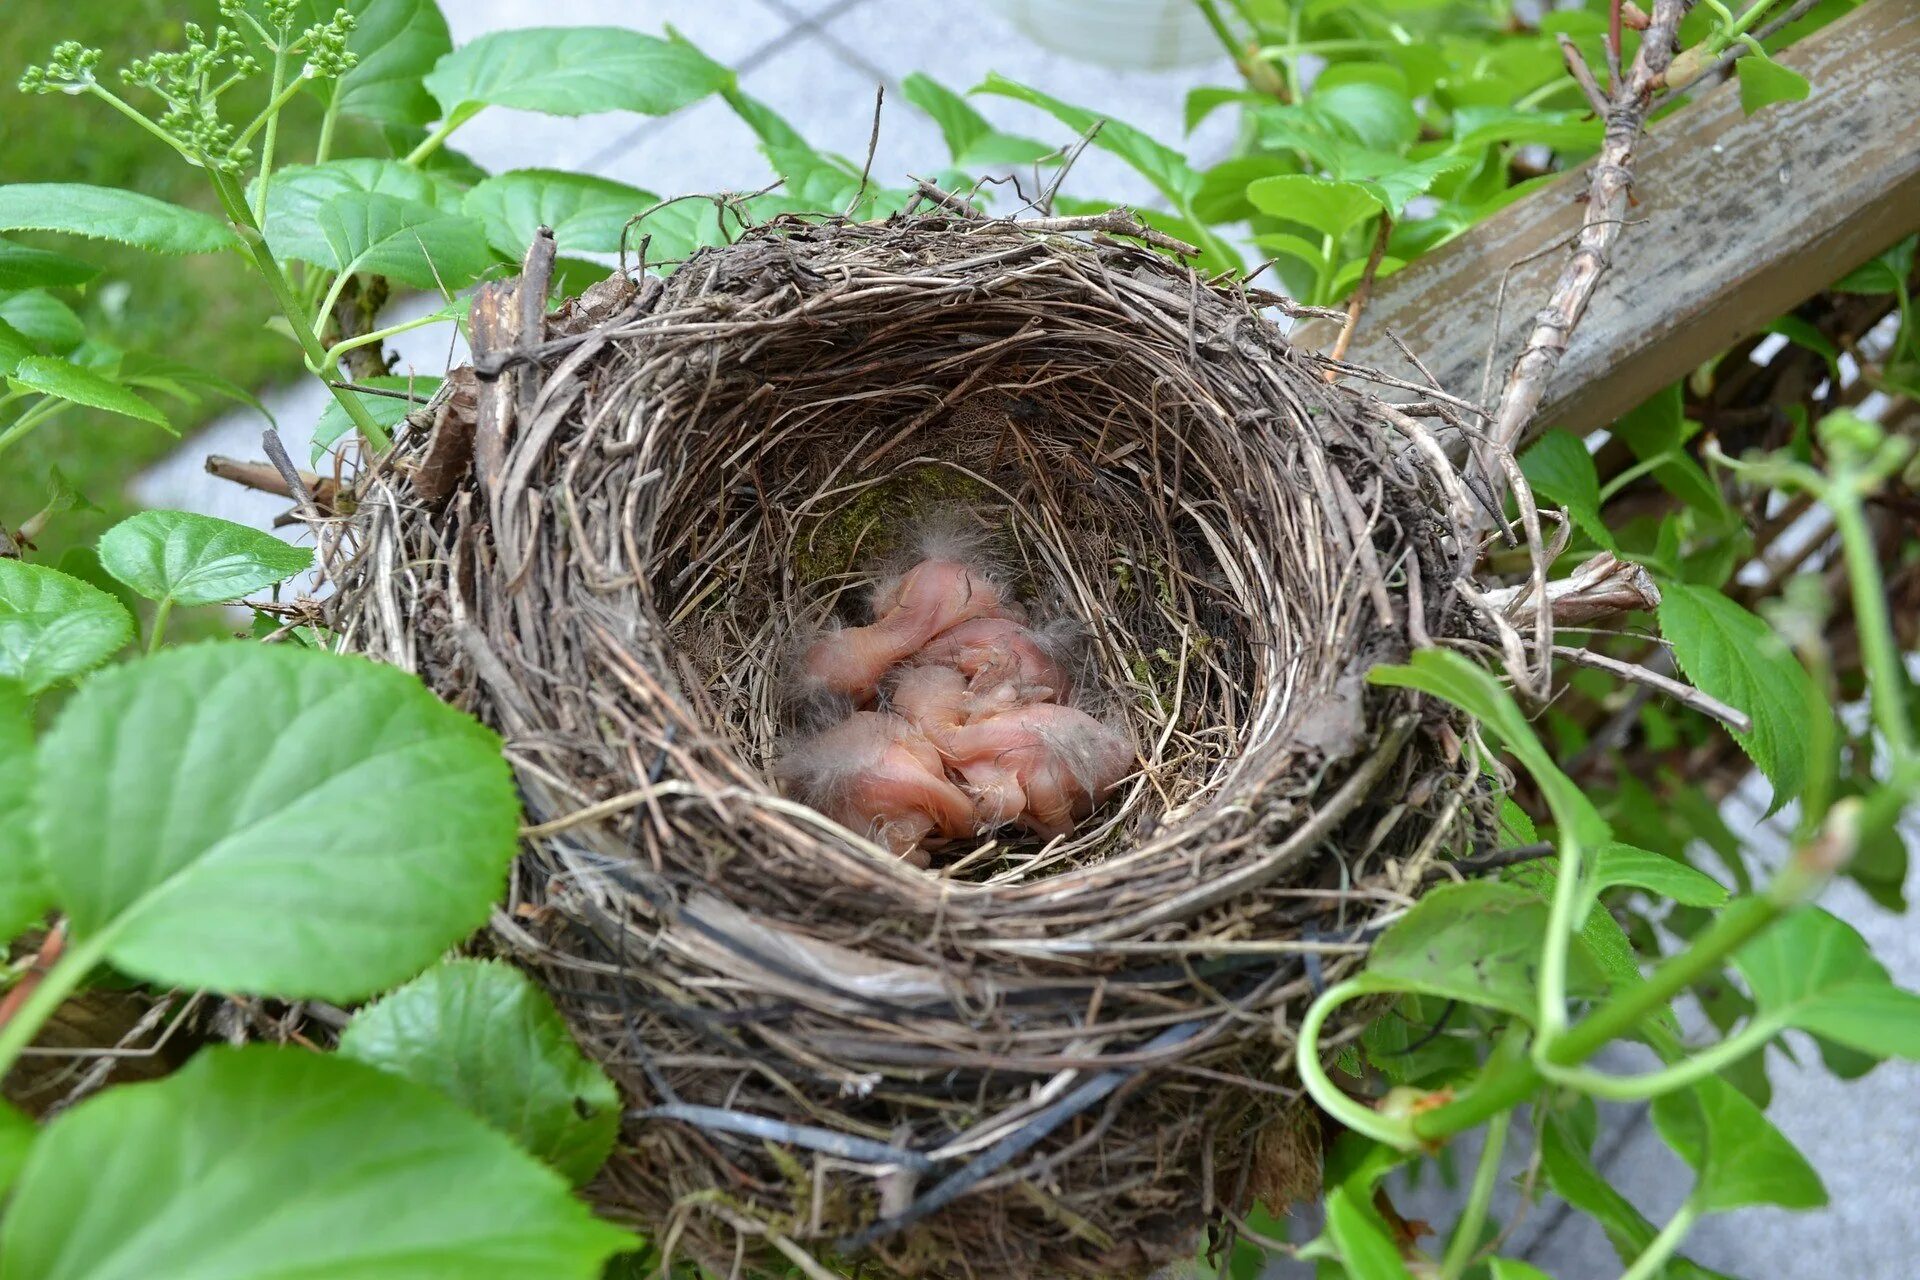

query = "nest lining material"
[[322, 211, 1509, 1278]]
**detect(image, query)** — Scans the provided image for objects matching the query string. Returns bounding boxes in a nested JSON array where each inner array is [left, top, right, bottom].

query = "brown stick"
[[1478, 0, 1691, 502], [1324, 214, 1393, 380]]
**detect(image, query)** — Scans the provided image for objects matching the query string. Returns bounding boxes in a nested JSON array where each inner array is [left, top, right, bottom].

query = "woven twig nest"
[[323, 211, 1507, 1278]]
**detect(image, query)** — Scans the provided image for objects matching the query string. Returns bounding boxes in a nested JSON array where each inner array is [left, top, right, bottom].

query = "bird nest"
[[321, 210, 1517, 1278]]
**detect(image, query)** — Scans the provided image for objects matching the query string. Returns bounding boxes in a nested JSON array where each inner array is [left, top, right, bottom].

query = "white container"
[[983, 0, 1223, 71]]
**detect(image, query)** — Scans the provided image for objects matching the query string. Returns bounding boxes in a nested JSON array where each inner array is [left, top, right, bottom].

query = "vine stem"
[[1617, 1199, 1701, 1280], [1438, 1109, 1511, 1279], [1292, 980, 1420, 1150], [0, 398, 72, 464], [404, 110, 471, 165], [1829, 483, 1916, 759]]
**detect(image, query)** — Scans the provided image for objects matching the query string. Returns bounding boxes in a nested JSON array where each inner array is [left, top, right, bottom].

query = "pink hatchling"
[[776, 711, 977, 865], [941, 702, 1134, 839]]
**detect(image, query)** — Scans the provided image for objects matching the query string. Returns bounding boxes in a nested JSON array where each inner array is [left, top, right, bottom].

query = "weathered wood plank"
[[1302, 0, 1920, 436]]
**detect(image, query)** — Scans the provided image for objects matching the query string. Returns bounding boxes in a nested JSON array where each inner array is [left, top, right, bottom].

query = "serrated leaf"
[[0, 682, 50, 941], [97, 511, 313, 608], [8, 356, 170, 429], [1449, 106, 1603, 152], [1366, 880, 1606, 1021], [1657, 581, 1814, 809], [1185, 86, 1263, 134], [463, 170, 657, 258], [316, 190, 496, 290], [119, 354, 276, 426], [974, 73, 1201, 204], [1650, 1075, 1825, 1212], [35, 644, 520, 1001], [300, 0, 453, 128], [1591, 843, 1728, 907], [1736, 55, 1811, 115], [1356, 153, 1473, 217], [0, 319, 31, 375], [1519, 430, 1616, 549], [0, 185, 237, 254], [1246, 173, 1383, 238], [0, 293, 86, 354], [341, 959, 620, 1185], [0, 559, 134, 695], [0, 239, 98, 291], [312, 374, 438, 462], [0, 1046, 632, 1280], [425, 27, 731, 125], [1369, 649, 1609, 850], [262, 160, 458, 269], [1734, 907, 1920, 1060]]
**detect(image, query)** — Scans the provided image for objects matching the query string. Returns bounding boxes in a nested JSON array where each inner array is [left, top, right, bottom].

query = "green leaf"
[[301, 0, 454, 128], [1356, 153, 1473, 217], [1764, 316, 1841, 379], [1539, 1109, 1733, 1278], [0, 239, 98, 291], [0, 319, 31, 375], [902, 73, 1055, 169], [0, 681, 50, 942], [1246, 174, 1383, 239], [463, 170, 658, 258], [1311, 72, 1419, 152], [261, 160, 458, 269], [1833, 236, 1913, 295], [35, 644, 520, 1001], [1735, 55, 1811, 115], [118, 354, 276, 426], [1366, 880, 1606, 1021], [1656, 582, 1814, 809], [973, 73, 1201, 204], [425, 27, 732, 125], [0, 1101, 30, 1199], [312, 374, 438, 462], [316, 191, 496, 291], [1614, 385, 1729, 521], [0, 185, 237, 254], [1323, 1183, 1413, 1279], [1369, 649, 1609, 850], [0, 293, 86, 354], [1489, 1263, 1555, 1280], [8, 356, 170, 429], [1591, 843, 1728, 907], [0, 559, 134, 695], [1519, 431, 1615, 549], [341, 959, 620, 1185], [0, 1046, 632, 1279], [1734, 907, 1920, 1060], [1450, 106, 1603, 152], [97, 511, 313, 608], [1650, 1075, 1825, 1212]]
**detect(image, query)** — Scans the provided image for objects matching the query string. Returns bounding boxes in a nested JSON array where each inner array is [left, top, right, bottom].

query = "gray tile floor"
[[132, 5, 1919, 1276]]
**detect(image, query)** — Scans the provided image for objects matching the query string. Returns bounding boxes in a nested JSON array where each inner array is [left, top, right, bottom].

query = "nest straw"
[[321, 209, 1529, 1278]]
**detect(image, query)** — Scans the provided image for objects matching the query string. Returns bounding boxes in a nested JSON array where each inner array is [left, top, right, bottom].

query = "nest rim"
[[321, 209, 1510, 1278]]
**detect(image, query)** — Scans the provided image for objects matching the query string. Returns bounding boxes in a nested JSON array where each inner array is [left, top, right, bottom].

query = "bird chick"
[[918, 616, 1076, 705], [802, 557, 1016, 702], [776, 711, 976, 865], [942, 703, 1134, 839], [887, 663, 972, 750]]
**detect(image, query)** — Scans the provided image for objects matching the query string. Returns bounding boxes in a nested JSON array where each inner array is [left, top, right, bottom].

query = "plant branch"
[[1439, 1109, 1512, 1280], [1324, 214, 1393, 379], [1476, 0, 1692, 506]]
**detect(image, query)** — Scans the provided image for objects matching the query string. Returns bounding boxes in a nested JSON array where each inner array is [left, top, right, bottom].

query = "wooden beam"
[[1301, 0, 1920, 437]]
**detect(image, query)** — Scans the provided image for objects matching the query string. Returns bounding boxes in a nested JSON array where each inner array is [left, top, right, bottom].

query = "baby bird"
[[886, 663, 973, 750], [776, 711, 976, 865], [918, 616, 1075, 705], [942, 703, 1134, 839], [802, 557, 1016, 703]]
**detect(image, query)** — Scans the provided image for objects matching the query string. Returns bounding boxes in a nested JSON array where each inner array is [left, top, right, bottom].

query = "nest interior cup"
[[327, 212, 1493, 1277]]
